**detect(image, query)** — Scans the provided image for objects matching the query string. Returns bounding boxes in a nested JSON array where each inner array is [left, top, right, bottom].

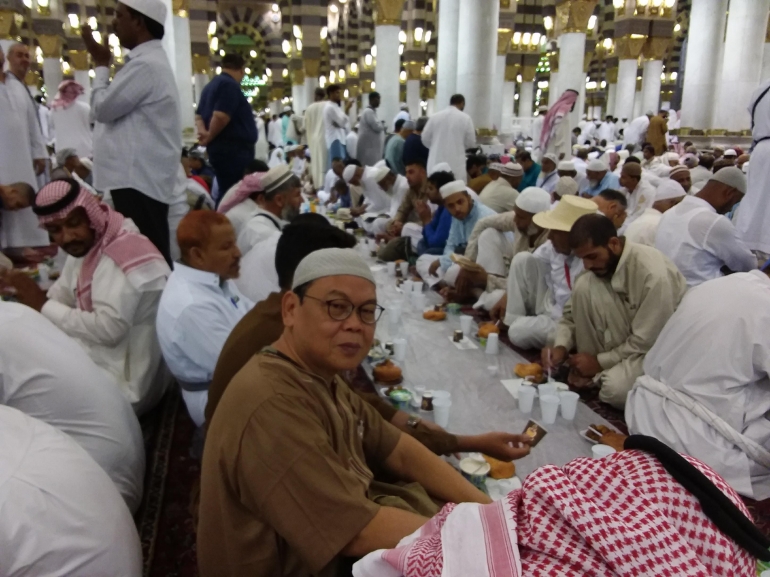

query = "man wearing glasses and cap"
[[198, 248, 492, 577]]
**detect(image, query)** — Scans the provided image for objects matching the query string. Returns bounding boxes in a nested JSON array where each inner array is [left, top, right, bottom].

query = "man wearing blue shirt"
[[579, 159, 620, 197], [196, 53, 258, 203]]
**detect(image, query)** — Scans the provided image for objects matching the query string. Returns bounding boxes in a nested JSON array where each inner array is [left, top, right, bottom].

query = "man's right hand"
[[489, 294, 507, 322], [461, 432, 532, 461], [541, 345, 567, 371], [80, 25, 112, 67], [428, 259, 441, 277], [414, 200, 432, 224]]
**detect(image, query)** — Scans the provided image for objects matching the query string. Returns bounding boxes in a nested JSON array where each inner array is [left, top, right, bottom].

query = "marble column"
[[577, 73, 586, 121], [633, 89, 643, 119], [518, 81, 533, 118], [159, 0, 176, 74], [557, 33, 585, 127], [405, 62, 421, 119], [191, 54, 209, 106], [548, 71, 560, 106], [69, 50, 91, 102], [0, 39, 14, 54], [614, 35, 646, 121], [292, 83, 305, 113], [763, 41, 770, 82], [679, 0, 728, 131], [41, 58, 61, 101], [713, 0, 770, 132], [435, 0, 460, 111], [491, 54, 506, 130], [640, 59, 662, 116], [456, 0, 498, 134], [373, 0, 404, 131], [303, 58, 320, 108], [194, 74, 208, 105], [269, 100, 280, 116], [173, 14, 195, 137], [426, 98, 435, 116], [605, 66, 617, 119], [501, 80, 515, 130]]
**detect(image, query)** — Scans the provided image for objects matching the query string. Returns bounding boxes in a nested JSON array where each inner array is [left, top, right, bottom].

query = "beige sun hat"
[[532, 195, 598, 232]]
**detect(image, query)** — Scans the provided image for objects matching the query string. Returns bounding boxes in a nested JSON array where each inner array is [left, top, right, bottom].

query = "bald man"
[[618, 162, 655, 229]]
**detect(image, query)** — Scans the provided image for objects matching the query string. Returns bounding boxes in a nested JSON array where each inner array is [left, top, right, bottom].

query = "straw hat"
[[532, 195, 598, 232]]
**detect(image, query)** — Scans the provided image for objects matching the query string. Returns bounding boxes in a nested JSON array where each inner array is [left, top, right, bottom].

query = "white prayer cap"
[[283, 105, 292, 112], [724, 148, 738, 157], [429, 162, 452, 176], [742, 161, 750, 174], [532, 195, 598, 232], [373, 165, 391, 182], [373, 159, 387, 168], [571, 144, 582, 151], [708, 166, 747, 194], [515, 187, 552, 214], [617, 150, 630, 161], [342, 164, 358, 183], [400, 103, 409, 110], [587, 151, 600, 160], [655, 180, 687, 202], [666, 152, 680, 162], [488, 162, 504, 173], [292, 248, 374, 290], [555, 176, 579, 198], [402, 120, 416, 130], [262, 164, 294, 193], [586, 159, 609, 172], [120, 0, 166, 25], [439, 180, 467, 199], [668, 165, 689, 179], [542, 153, 559, 165], [500, 162, 523, 177], [558, 160, 576, 171], [645, 110, 654, 116]]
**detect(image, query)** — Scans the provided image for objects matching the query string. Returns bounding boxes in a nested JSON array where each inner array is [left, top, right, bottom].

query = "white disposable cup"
[[485, 333, 499, 355], [367, 238, 377, 251], [412, 281, 423, 293], [387, 262, 397, 276], [592, 444, 617, 459], [411, 292, 426, 311], [518, 385, 536, 413], [393, 338, 407, 362], [487, 365, 499, 377], [399, 261, 409, 277], [402, 280, 414, 293], [459, 314, 473, 335], [538, 383, 557, 398], [431, 390, 451, 401], [540, 394, 560, 424], [559, 391, 580, 420], [412, 385, 426, 407], [432, 398, 452, 427]]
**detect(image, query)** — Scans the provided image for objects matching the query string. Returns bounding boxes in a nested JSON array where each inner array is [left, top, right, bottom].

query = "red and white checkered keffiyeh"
[[51, 80, 85, 110], [217, 172, 266, 214], [354, 450, 755, 577], [36, 180, 169, 312]]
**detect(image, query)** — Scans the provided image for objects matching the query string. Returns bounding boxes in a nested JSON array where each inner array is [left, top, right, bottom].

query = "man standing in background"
[[196, 53, 257, 203], [305, 88, 328, 190], [357, 92, 385, 166], [323, 84, 353, 168]]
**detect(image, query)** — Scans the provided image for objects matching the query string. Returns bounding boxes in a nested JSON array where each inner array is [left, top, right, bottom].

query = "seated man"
[[690, 153, 714, 185], [478, 162, 521, 213], [618, 162, 655, 227], [493, 196, 598, 349], [376, 160, 430, 260], [544, 214, 687, 408], [627, 263, 770, 500], [215, 159, 270, 213], [0, 405, 142, 576], [578, 159, 620, 197], [424, 180, 497, 289], [552, 175, 579, 203], [457, 187, 552, 308], [237, 164, 302, 254], [384, 119, 412, 176], [655, 167, 756, 287], [219, 171, 265, 239], [156, 211, 253, 427], [50, 148, 98, 196], [591, 188, 628, 231], [367, 167, 411, 237], [624, 180, 686, 247], [0, 181, 34, 267], [558, 159, 585, 190], [668, 164, 692, 194], [1, 179, 170, 415], [640, 144, 662, 170], [516, 150, 541, 191], [343, 163, 393, 228], [198, 248, 494, 577], [319, 156, 346, 204], [466, 154, 492, 193], [535, 153, 559, 193], [0, 301, 144, 513]]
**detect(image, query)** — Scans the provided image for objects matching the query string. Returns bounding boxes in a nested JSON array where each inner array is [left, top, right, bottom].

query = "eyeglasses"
[[303, 295, 385, 325]]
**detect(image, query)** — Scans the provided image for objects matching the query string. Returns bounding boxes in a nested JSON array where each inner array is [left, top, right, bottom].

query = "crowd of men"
[[0, 0, 769, 574]]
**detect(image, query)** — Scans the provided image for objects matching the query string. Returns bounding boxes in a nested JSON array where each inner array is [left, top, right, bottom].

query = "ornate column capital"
[[497, 29, 514, 55], [269, 86, 284, 101], [642, 37, 670, 61], [555, 0, 599, 34], [292, 68, 305, 86], [304, 58, 320, 78], [373, 0, 404, 26], [615, 35, 646, 60], [583, 50, 594, 73], [548, 51, 559, 73], [192, 54, 209, 74], [24, 69, 39, 86], [0, 8, 21, 39], [505, 63, 521, 82], [171, 0, 188, 17], [521, 65, 537, 83], [68, 49, 89, 70], [606, 66, 618, 84], [37, 33, 62, 58], [405, 61, 421, 81]]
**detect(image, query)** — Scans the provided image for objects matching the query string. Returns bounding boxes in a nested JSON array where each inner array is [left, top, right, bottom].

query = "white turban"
[[558, 161, 576, 171], [655, 180, 687, 202], [373, 166, 391, 182], [342, 165, 358, 183], [555, 176, 579, 197], [516, 187, 552, 214], [586, 159, 609, 172], [500, 163, 523, 177], [429, 162, 453, 176], [439, 180, 467, 199], [292, 248, 375, 289]]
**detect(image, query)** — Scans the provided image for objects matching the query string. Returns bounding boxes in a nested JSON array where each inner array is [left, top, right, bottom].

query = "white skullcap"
[[429, 162, 453, 176], [555, 176, 579, 197], [724, 148, 738, 157], [542, 153, 559, 165], [742, 161, 750, 174], [668, 165, 689, 178], [500, 162, 523, 177], [283, 105, 292, 112], [708, 166, 747, 194], [586, 159, 609, 172], [666, 152, 680, 162], [262, 164, 294, 193], [587, 151, 600, 160], [655, 180, 687, 202], [292, 248, 375, 290], [439, 180, 467, 199], [617, 150, 630, 160], [572, 144, 582, 151], [515, 187, 552, 214], [645, 110, 655, 116], [558, 160, 576, 171], [342, 164, 358, 183], [373, 165, 391, 182], [400, 103, 409, 110], [120, 0, 167, 24], [488, 162, 504, 172]]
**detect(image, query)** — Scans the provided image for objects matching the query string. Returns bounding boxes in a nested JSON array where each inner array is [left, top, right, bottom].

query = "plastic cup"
[[367, 238, 377, 251], [393, 338, 407, 362], [487, 365, 499, 377], [540, 394, 560, 424], [432, 397, 452, 427], [592, 444, 617, 459], [459, 314, 473, 335], [411, 292, 426, 311], [485, 333, 499, 355], [399, 261, 409, 277], [518, 385, 536, 413], [412, 281, 424, 293], [431, 390, 451, 401], [538, 383, 557, 398], [387, 262, 397, 277], [559, 391, 580, 420]]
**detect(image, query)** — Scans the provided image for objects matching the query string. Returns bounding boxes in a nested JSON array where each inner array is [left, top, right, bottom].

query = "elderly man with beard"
[[237, 165, 302, 254], [0, 178, 171, 415], [156, 211, 253, 427], [197, 248, 491, 577], [543, 214, 686, 409]]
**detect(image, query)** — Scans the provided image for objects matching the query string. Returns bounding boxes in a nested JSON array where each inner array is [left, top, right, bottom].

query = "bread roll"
[[477, 323, 500, 338], [483, 455, 516, 479], [373, 359, 402, 383], [514, 363, 544, 382], [422, 310, 447, 321]]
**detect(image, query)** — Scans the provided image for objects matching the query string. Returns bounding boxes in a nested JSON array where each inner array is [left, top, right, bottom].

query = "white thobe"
[[304, 101, 328, 188], [0, 75, 50, 248], [623, 115, 650, 148], [626, 270, 770, 500], [0, 302, 144, 512], [323, 101, 349, 147], [168, 166, 190, 262], [346, 131, 359, 159], [623, 208, 661, 247], [392, 110, 410, 131], [237, 208, 285, 255], [52, 100, 93, 158], [535, 170, 559, 194], [656, 195, 757, 287], [0, 405, 142, 576], [42, 226, 171, 415], [255, 116, 269, 161], [235, 231, 281, 305], [736, 79, 770, 253], [690, 165, 712, 186], [38, 104, 54, 146], [323, 168, 342, 198], [622, 177, 656, 227], [225, 197, 259, 239], [359, 167, 394, 214], [267, 118, 284, 147], [156, 263, 253, 427], [597, 121, 615, 144], [545, 115, 572, 162], [421, 106, 476, 181]]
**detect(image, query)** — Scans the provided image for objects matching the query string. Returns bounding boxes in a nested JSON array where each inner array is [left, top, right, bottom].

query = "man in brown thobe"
[[647, 109, 669, 156]]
